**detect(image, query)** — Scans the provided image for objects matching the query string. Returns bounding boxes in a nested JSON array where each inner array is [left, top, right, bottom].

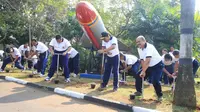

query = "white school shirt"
[[18, 45, 30, 56], [138, 43, 162, 67], [102, 36, 119, 57], [123, 54, 138, 66], [0, 50, 4, 57], [31, 55, 38, 65], [49, 38, 71, 51], [68, 48, 79, 58], [35, 42, 48, 53], [11, 47, 21, 58]]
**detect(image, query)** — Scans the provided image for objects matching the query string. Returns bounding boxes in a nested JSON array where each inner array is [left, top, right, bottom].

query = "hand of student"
[[120, 69, 126, 73], [63, 52, 67, 56], [28, 55, 32, 59], [97, 50, 104, 54], [139, 71, 146, 78], [168, 74, 173, 78], [51, 51, 54, 55], [12, 61, 15, 65]]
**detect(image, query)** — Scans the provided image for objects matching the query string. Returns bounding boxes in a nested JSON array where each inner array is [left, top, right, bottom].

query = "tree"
[[173, 0, 196, 108]]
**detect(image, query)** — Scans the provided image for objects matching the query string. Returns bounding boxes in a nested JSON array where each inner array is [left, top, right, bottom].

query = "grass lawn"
[[1, 68, 200, 112]]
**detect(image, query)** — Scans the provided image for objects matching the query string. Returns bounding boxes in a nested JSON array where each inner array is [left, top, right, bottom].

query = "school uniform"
[[68, 48, 79, 75], [192, 57, 199, 77], [163, 62, 174, 85], [18, 45, 30, 66], [1, 47, 24, 70], [34, 42, 49, 75], [161, 54, 175, 84], [101, 36, 119, 90], [28, 55, 38, 70], [47, 38, 71, 79], [136, 43, 164, 97], [121, 54, 140, 80]]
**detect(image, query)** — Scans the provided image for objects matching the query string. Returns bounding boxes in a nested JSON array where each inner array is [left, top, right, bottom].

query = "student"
[[192, 57, 199, 77], [46, 35, 71, 82], [26, 50, 38, 70], [29, 38, 49, 77], [68, 48, 80, 77], [119, 52, 140, 81], [173, 50, 199, 77], [98, 31, 120, 92], [135, 35, 164, 101], [0, 47, 24, 72], [18, 43, 30, 66], [162, 54, 175, 85]]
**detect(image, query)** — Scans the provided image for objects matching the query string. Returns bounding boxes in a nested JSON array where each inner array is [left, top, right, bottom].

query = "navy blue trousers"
[[122, 61, 140, 80], [135, 61, 164, 97], [101, 55, 119, 89], [37, 51, 49, 75], [193, 59, 199, 77], [68, 53, 80, 75], [1, 57, 24, 70], [28, 60, 37, 69], [48, 50, 69, 79]]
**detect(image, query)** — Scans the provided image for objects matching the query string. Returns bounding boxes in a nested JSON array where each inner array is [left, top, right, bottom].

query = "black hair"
[[5, 47, 13, 53], [173, 50, 179, 56], [101, 32, 109, 37], [164, 54, 172, 61], [162, 48, 168, 52], [55, 35, 62, 40]]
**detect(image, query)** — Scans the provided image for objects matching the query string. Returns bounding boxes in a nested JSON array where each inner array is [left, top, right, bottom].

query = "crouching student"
[[173, 50, 199, 77], [119, 52, 140, 81], [26, 50, 38, 70], [68, 48, 80, 77], [0, 47, 24, 72], [162, 54, 175, 85]]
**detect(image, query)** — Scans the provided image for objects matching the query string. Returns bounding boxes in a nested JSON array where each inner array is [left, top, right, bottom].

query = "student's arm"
[[103, 45, 115, 52], [49, 46, 54, 55], [124, 65, 132, 72], [163, 68, 172, 77], [13, 55, 19, 63], [63, 46, 72, 55], [174, 61, 179, 75], [140, 58, 151, 77]]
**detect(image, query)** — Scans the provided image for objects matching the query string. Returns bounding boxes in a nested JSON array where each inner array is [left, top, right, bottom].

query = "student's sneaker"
[[157, 96, 163, 102], [45, 77, 51, 81], [65, 78, 70, 83], [39, 73, 45, 77], [33, 71, 37, 75], [113, 88, 118, 92], [21, 68, 26, 72], [134, 92, 142, 96], [0, 69, 5, 72], [72, 73, 77, 77]]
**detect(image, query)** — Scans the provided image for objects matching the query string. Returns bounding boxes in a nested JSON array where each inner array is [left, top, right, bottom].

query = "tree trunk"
[[173, 0, 196, 108]]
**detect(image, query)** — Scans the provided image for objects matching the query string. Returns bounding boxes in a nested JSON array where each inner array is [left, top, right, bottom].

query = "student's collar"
[[124, 55, 126, 61], [110, 36, 112, 40], [142, 43, 147, 50]]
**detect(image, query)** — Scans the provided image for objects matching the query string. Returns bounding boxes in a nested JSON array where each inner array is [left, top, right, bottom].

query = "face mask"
[[174, 58, 179, 62], [164, 61, 172, 65], [121, 60, 125, 63]]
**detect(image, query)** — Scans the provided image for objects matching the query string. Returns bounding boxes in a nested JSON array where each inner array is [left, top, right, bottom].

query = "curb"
[[0, 75, 159, 112]]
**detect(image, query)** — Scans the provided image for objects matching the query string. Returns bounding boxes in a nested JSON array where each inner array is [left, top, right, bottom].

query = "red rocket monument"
[[76, 1, 129, 51], [76, 1, 106, 50]]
